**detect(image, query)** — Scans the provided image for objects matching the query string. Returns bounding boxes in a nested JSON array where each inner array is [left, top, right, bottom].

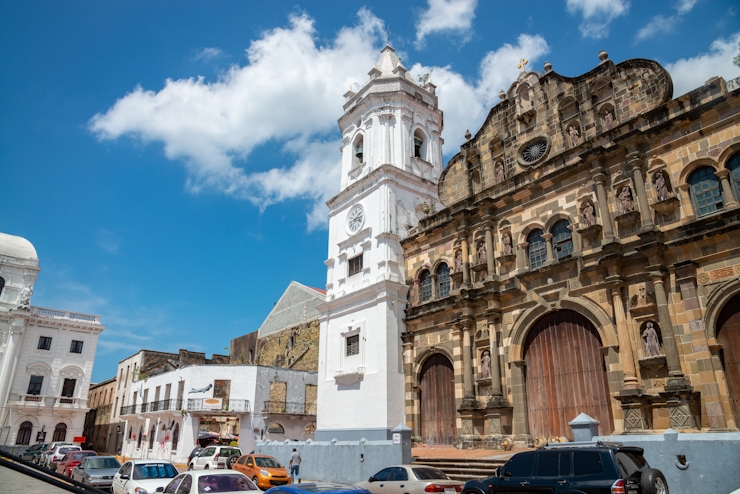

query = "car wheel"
[[204, 464, 209, 469], [189, 463, 194, 471], [227, 456, 237, 469], [640, 468, 669, 494], [252, 477, 259, 490]]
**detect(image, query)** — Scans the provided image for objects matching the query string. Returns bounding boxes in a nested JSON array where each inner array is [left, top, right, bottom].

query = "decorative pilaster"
[[458, 222, 472, 289], [460, 319, 476, 408], [650, 271, 688, 387], [715, 169, 740, 210], [610, 285, 640, 390], [541, 233, 554, 265], [593, 165, 615, 240], [517, 241, 529, 270], [626, 152, 654, 230], [482, 215, 496, 279], [676, 184, 697, 224], [509, 360, 532, 446]]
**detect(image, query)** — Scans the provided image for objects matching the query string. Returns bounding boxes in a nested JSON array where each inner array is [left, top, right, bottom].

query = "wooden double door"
[[717, 293, 740, 425], [420, 353, 456, 445], [524, 310, 614, 440]]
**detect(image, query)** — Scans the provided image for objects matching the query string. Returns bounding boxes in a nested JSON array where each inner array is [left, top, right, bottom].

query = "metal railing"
[[262, 400, 316, 415], [121, 398, 248, 416]]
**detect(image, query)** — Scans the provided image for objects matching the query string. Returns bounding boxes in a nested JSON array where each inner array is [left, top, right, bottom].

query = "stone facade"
[[401, 52, 740, 448], [83, 377, 116, 452], [256, 319, 319, 371]]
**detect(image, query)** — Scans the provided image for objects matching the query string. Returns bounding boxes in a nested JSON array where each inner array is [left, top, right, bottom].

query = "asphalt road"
[[0, 464, 71, 493]]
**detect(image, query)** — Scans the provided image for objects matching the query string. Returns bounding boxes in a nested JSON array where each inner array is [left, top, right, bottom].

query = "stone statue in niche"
[[603, 109, 614, 130], [654, 171, 670, 201], [496, 162, 505, 183], [582, 202, 597, 227], [642, 321, 661, 357], [619, 185, 634, 213], [502, 233, 513, 255], [455, 251, 463, 272], [568, 125, 581, 147], [481, 350, 491, 379], [477, 242, 487, 264], [18, 284, 33, 311]]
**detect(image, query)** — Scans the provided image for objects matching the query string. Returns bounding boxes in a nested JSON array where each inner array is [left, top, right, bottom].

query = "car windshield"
[[254, 457, 282, 468], [59, 448, 79, 454], [72, 452, 96, 460], [413, 468, 450, 480], [197, 474, 255, 493], [87, 458, 121, 469], [133, 463, 178, 480]]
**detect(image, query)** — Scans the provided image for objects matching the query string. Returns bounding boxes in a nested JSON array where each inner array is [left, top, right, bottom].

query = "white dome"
[[0, 232, 38, 260]]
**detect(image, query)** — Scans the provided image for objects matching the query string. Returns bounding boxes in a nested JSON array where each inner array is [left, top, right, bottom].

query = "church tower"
[[316, 46, 444, 440]]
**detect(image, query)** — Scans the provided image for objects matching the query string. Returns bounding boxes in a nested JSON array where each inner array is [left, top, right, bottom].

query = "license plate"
[[444, 489, 454, 494]]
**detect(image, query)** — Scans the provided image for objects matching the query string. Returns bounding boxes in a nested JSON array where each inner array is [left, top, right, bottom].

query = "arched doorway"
[[717, 293, 740, 424], [419, 353, 455, 444], [524, 310, 613, 440]]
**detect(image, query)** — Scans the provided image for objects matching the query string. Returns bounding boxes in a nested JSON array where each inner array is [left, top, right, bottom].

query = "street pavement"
[[0, 464, 70, 493]]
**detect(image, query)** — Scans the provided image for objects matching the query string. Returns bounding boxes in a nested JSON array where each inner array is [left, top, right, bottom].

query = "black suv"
[[461, 441, 668, 494]]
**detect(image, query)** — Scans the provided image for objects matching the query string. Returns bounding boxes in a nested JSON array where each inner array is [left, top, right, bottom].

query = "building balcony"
[[262, 400, 316, 416], [32, 306, 101, 324], [52, 396, 85, 413], [120, 398, 250, 417], [16, 394, 47, 407]]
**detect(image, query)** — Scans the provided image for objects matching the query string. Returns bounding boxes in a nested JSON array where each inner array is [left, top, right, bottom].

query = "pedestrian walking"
[[289, 448, 301, 483]]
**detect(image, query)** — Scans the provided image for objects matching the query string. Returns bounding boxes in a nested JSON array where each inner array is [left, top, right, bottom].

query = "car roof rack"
[[544, 440, 623, 449]]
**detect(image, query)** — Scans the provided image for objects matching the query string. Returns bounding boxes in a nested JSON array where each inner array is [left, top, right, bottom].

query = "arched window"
[[353, 135, 364, 166], [172, 423, 180, 450], [688, 166, 723, 217], [437, 264, 450, 298], [52, 423, 67, 442], [16, 421, 32, 445], [552, 220, 573, 260], [149, 426, 156, 449], [728, 152, 740, 199], [0, 277, 5, 298], [413, 129, 426, 160], [419, 270, 432, 302], [527, 229, 547, 269]]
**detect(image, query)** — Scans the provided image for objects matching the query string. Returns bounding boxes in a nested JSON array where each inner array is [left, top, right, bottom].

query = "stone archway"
[[419, 353, 456, 445], [523, 310, 614, 440], [717, 292, 740, 425]]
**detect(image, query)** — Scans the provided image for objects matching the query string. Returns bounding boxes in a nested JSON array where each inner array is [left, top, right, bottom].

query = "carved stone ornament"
[[642, 321, 662, 357], [618, 185, 634, 214], [519, 138, 549, 165], [501, 232, 513, 256], [481, 350, 491, 379], [17, 284, 34, 311], [568, 124, 581, 147], [496, 162, 505, 183], [581, 202, 597, 227]]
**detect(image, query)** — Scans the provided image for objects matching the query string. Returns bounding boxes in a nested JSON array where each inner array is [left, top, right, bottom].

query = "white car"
[[189, 446, 242, 470], [159, 470, 258, 494], [44, 444, 81, 471], [112, 459, 179, 494], [355, 465, 463, 494]]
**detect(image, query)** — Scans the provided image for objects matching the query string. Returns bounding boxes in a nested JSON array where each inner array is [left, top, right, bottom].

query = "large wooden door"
[[420, 353, 456, 445], [524, 310, 613, 440], [717, 294, 740, 425]]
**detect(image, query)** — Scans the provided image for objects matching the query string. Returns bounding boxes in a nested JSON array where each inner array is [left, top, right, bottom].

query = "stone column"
[[676, 184, 697, 223], [509, 360, 532, 446], [593, 167, 615, 240], [610, 286, 640, 390], [0, 326, 24, 412], [460, 236, 471, 288], [650, 271, 690, 390], [383, 115, 392, 164], [541, 233, 555, 265], [484, 222, 496, 277], [626, 152, 654, 230], [715, 169, 740, 210], [431, 274, 438, 300], [461, 320, 476, 407], [517, 241, 529, 270]]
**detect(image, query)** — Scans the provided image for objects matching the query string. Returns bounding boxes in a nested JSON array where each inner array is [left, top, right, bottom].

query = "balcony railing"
[[32, 306, 101, 323], [18, 394, 46, 406], [262, 400, 316, 415], [120, 398, 249, 416], [187, 399, 250, 413], [54, 396, 81, 407]]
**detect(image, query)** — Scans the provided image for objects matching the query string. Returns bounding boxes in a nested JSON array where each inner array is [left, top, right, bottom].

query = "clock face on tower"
[[347, 205, 365, 234]]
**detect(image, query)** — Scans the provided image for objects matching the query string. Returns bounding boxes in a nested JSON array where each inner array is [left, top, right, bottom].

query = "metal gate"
[[718, 294, 740, 425], [420, 353, 456, 445], [524, 310, 613, 440]]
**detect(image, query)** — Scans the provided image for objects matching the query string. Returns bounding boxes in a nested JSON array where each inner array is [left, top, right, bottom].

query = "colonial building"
[[401, 52, 740, 448], [0, 232, 104, 452], [83, 377, 116, 451]]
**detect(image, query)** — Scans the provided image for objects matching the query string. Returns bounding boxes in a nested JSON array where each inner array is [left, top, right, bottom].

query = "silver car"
[[72, 456, 122, 490], [45, 444, 81, 471]]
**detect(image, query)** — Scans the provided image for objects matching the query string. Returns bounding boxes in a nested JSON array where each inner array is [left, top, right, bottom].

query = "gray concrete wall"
[[257, 282, 323, 338], [595, 429, 740, 494], [255, 434, 411, 484]]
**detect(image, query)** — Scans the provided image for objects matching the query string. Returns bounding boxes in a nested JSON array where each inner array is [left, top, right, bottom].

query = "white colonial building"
[[118, 364, 317, 464], [0, 232, 104, 452], [316, 45, 444, 441]]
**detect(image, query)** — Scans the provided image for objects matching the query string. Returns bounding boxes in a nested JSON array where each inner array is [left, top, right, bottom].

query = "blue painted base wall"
[[595, 429, 740, 494], [255, 437, 411, 485]]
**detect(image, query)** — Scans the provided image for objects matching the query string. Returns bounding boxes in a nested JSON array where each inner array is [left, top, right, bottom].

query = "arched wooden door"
[[717, 293, 740, 425], [420, 353, 456, 445], [524, 310, 613, 440]]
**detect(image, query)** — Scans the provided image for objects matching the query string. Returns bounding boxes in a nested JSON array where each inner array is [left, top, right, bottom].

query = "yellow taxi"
[[233, 454, 291, 489]]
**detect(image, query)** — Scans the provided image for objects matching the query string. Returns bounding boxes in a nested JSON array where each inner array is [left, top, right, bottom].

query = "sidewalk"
[[412, 444, 527, 460]]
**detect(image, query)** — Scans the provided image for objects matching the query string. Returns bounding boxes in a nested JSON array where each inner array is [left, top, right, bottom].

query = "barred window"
[[346, 335, 360, 356], [37, 336, 52, 350], [348, 254, 363, 277], [420, 270, 432, 302], [689, 166, 723, 217], [527, 229, 547, 269], [552, 220, 573, 260], [437, 263, 450, 298], [70, 340, 84, 353], [52, 423, 67, 442]]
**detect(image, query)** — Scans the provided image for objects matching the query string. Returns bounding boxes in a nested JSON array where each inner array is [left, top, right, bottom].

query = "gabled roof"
[[257, 281, 325, 338]]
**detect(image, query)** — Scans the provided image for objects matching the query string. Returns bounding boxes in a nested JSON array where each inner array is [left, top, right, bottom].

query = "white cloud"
[[665, 32, 740, 96], [194, 47, 223, 61], [635, 0, 699, 43], [566, 0, 629, 39], [90, 9, 383, 231], [415, 0, 478, 47], [97, 229, 121, 254], [677, 0, 698, 15], [410, 34, 550, 153]]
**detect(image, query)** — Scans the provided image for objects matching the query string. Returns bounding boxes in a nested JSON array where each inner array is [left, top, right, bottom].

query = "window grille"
[[37, 336, 52, 350], [689, 166, 723, 216], [70, 340, 84, 353], [528, 229, 547, 269], [437, 264, 450, 298], [349, 254, 363, 277], [346, 335, 360, 356], [552, 220, 573, 260], [420, 270, 432, 301]]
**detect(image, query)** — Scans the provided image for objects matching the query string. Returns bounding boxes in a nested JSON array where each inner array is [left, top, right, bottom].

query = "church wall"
[[255, 319, 319, 372]]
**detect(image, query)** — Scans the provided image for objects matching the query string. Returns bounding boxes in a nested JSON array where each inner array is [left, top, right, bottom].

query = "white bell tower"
[[316, 45, 444, 440]]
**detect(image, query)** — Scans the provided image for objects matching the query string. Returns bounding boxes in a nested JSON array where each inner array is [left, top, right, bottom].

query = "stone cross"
[[517, 58, 529, 72]]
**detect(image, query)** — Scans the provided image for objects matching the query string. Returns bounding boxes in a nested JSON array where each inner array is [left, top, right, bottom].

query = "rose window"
[[521, 139, 548, 163]]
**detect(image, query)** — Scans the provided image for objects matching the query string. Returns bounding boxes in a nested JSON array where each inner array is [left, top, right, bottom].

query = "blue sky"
[[1, 0, 739, 382]]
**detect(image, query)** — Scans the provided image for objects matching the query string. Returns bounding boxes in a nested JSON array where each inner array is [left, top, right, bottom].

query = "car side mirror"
[[121, 474, 129, 480], [368, 476, 376, 482], [502, 471, 512, 478], [156, 488, 164, 492]]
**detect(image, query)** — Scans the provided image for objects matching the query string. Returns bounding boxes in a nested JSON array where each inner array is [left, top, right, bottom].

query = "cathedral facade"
[[401, 52, 740, 447]]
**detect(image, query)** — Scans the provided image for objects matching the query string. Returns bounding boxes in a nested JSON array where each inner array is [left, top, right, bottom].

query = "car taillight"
[[425, 485, 460, 493], [215, 454, 220, 459], [611, 479, 626, 494], [454, 486, 462, 492]]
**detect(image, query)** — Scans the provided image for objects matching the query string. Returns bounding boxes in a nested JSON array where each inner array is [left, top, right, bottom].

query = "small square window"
[[37, 336, 52, 350], [348, 254, 363, 277], [346, 335, 360, 356], [70, 340, 84, 353]]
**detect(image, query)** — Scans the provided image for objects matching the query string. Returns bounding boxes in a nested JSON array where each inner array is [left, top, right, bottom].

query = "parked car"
[[40, 442, 74, 467], [189, 445, 242, 470], [188, 447, 203, 463], [57, 450, 97, 476], [44, 444, 82, 471], [356, 465, 463, 494], [233, 454, 291, 489], [265, 484, 372, 494], [461, 441, 668, 494], [72, 456, 122, 490], [158, 470, 259, 494], [112, 459, 179, 494], [20, 443, 48, 463]]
